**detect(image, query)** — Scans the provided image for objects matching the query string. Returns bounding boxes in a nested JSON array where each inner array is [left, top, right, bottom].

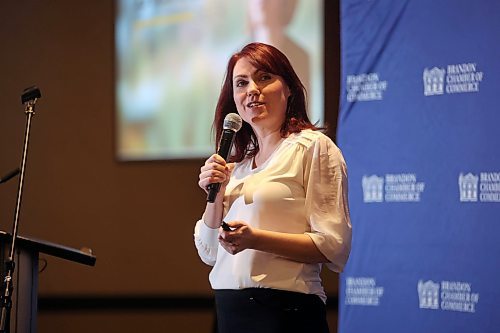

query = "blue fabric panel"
[[337, 1, 500, 332]]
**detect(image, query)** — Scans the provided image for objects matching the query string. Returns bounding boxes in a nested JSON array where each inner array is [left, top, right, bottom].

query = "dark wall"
[[0, 0, 212, 297], [0, 1, 340, 331]]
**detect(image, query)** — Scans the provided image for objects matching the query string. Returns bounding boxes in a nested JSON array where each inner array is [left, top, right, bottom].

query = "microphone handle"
[[207, 183, 221, 203], [206, 129, 235, 203]]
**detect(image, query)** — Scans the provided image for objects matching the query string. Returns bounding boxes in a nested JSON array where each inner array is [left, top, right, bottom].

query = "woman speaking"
[[194, 42, 351, 333]]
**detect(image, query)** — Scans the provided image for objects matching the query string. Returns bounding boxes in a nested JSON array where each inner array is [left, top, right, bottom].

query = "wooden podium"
[[0, 231, 96, 332]]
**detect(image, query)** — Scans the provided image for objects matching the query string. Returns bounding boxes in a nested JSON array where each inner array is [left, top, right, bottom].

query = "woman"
[[194, 42, 351, 333]]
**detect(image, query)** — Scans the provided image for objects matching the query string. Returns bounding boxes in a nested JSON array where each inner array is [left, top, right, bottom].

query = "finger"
[[226, 221, 245, 229], [218, 237, 231, 247], [212, 154, 227, 165], [199, 169, 228, 187], [218, 233, 237, 245], [222, 163, 234, 177], [200, 162, 226, 174], [198, 178, 223, 192], [218, 231, 230, 240], [199, 171, 226, 184], [218, 238, 239, 255], [205, 154, 226, 166], [204, 154, 218, 164], [219, 237, 237, 247], [199, 169, 226, 182], [198, 170, 230, 191]]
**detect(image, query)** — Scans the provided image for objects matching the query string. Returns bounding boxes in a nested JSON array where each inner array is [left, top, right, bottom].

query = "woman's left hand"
[[218, 221, 257, 255]]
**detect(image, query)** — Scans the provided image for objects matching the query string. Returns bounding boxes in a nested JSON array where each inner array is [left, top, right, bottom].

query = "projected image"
[[116, 0, 323, 160]]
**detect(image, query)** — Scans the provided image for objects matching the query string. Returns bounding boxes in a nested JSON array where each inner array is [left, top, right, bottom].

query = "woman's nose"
[[247, 81, 260, 96]]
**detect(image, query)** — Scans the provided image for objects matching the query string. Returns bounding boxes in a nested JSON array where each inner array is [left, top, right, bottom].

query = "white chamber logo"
[[345, 277, 384, 306], [417, 280, 439, 309], [346, 73, 388, 102], [362, 175, 384, 202], [418, 280, 480, 313], [423, 67, 445, 96], [423, 62, 484, 96], [459, 172, 500, 202], [362, 173, 425, 203]]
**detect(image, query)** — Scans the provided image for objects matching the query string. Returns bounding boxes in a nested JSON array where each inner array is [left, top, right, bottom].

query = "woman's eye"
[[260, 74, 271, 81], [235, 80, 247, 87]]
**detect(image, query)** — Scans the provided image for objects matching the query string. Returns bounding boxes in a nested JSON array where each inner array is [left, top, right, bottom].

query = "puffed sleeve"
[[303, 134, 352, 272], [193, 218, 219, 266]]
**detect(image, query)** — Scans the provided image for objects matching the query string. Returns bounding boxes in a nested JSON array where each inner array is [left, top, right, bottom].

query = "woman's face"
[[232, 57, 290, 133]]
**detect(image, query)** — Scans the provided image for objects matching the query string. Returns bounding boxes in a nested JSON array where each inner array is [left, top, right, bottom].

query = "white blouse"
[[194, 129, 351, 302]]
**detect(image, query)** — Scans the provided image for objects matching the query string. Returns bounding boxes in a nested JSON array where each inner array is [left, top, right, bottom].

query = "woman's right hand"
[[198, 154, 234, 194]]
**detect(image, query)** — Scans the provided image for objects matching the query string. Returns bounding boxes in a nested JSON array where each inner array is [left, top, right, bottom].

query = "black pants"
[[214, 288, 329, 333]]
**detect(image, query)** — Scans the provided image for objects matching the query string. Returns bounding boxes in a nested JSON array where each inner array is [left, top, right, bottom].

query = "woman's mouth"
[[246, 101, 265, 108]]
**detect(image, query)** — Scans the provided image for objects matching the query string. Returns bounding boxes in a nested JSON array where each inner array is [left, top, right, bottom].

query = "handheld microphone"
[[207, 113, 242, 203]]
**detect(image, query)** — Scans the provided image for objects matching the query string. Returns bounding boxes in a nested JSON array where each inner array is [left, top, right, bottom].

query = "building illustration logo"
[[417, 280, 440, 309], [423, 67, 445, 96], [362, 175, 384, 202], [459, 173, 479, 202]]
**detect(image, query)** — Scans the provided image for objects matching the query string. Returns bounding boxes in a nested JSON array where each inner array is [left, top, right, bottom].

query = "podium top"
[[0, 231, 96, 266]]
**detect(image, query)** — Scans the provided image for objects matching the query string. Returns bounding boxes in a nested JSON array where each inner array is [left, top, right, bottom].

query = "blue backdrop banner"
[[337, 0, 499, 332]]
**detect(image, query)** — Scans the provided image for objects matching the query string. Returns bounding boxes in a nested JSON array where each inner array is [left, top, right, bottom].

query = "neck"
[[253, 128, 286, 168], [257, 129, 282, 149]]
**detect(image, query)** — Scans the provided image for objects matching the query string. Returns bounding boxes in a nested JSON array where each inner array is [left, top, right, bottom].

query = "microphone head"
[[223, 113, 243, 132], [21, 86, 42, 104]]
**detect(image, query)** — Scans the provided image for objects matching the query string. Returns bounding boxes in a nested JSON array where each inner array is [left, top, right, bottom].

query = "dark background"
[[0, 1, 340, 331]]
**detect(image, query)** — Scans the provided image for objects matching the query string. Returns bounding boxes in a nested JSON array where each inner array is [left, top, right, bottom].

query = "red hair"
[[213, 42, 317, 162]]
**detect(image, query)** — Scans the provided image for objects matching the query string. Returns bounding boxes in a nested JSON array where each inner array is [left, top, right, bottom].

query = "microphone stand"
[[0, 87, 41, 333]]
